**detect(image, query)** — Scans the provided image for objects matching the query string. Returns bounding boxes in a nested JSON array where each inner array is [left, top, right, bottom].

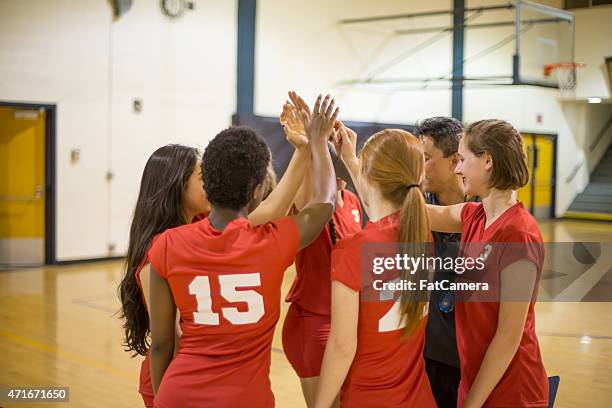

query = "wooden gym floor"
[[0, 219, 611, 407]]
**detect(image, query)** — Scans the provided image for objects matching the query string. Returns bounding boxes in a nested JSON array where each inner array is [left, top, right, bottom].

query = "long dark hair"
[[328, 219, 338, 246], [118, 144, 199, 356]]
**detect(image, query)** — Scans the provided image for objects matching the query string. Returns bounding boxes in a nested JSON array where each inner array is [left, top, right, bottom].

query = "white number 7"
[[188, 273, 265, 325], [378, 278, 428, 333], [378, 277, 406, 333], [379, 301, 406, 333]]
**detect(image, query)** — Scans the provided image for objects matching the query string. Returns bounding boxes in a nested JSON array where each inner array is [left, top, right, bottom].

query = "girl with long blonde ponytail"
[[314, 128, 435, 408], [359, 129, 432, 335]]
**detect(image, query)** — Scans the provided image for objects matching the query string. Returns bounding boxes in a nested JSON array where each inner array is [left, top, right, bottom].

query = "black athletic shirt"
[[423, 193, 478, 368]]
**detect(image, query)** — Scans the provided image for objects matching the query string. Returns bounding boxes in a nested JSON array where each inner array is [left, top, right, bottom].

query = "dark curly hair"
[[202, 126, 271, 210], [414, 116, 463, 157]]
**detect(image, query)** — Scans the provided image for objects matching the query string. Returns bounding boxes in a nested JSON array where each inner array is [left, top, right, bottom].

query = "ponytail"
[[398, 185, 430, 336], [359, 129, 431, 337]]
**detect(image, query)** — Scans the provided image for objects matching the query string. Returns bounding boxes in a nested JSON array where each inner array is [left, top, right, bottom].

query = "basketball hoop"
[[544, 62, 585, 96]]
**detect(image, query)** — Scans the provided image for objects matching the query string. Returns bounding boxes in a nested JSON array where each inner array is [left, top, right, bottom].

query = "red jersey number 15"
[[188, 273, 265, 325]]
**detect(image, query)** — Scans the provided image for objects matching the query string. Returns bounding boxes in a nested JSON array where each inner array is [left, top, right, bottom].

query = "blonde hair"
[[360, 129, 430, 335]]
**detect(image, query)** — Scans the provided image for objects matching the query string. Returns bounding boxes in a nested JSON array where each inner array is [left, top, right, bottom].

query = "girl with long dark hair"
[[119, 144, 206, 407]]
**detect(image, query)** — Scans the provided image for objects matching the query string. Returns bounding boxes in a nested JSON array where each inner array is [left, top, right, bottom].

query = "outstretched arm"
[[288, 91, 314, 211], [294, 141, 355, 212], [336, 122, 360, 188], [426, 203, 465, 233], [249, 92, 312, 225], [249, 146, 309, 225], [291, 92, 356, 209], [329, 140, 356, 192], [291, 94, 339, 250]]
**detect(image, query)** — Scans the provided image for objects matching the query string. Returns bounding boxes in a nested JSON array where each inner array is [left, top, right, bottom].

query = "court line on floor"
[[0, 330, 136, 380], [538, 331, 612, 340], [72, 298, 117, 314]]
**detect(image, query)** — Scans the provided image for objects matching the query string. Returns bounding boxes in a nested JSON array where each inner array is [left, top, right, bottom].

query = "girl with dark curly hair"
[[119, 111, 316, 407], [147, 94, 339, 408]]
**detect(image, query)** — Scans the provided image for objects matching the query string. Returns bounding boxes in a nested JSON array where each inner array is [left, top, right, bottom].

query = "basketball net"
[[544, 62, 586, 97]]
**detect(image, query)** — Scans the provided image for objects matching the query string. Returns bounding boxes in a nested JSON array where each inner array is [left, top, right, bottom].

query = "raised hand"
[[280, 102, 308, 149], [304, 94, 339, 146], [331, 120, 342, 151], [336, 120, 358, 165], [288, 91, 311, 118]]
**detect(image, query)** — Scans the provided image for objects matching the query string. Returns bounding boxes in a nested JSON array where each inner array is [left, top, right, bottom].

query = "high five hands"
[[304, 94, 339, 145], [280, 91, 359, 192], [334, 120, 358, 167], [280, 91, 312, 149]]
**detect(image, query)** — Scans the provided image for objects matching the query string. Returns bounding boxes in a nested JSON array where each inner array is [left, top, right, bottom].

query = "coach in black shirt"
[[416, 117, 477, 408]]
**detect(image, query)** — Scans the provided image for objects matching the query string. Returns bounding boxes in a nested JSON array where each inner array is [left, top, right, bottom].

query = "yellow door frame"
[[0, 101, 56, 264], [521, 131, 558, 219]]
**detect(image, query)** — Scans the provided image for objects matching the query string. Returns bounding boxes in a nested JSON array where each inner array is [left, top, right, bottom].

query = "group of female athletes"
[[119, 91, 549, 408]]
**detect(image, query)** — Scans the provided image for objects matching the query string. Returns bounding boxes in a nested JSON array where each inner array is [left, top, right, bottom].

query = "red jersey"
[[456, 202, 548, 407], [148, 216, 299, 408], [286, 190, 362, 315], [330, 212, 436, 407]]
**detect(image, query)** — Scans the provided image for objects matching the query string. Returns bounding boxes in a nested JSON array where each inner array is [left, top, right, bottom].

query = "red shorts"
[[282, 303, 331, 378]]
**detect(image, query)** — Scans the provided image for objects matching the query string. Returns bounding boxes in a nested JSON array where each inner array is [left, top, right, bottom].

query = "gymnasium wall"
[[574, 6, 612, 100], [0, 0, 237, 260], [255, 0, 453, 122], [0, 1, 610, 261], [255, 0, 612, 217]]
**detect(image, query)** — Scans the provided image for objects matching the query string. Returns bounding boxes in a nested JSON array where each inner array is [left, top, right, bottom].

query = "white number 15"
[[188, 273, 265, 325]]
